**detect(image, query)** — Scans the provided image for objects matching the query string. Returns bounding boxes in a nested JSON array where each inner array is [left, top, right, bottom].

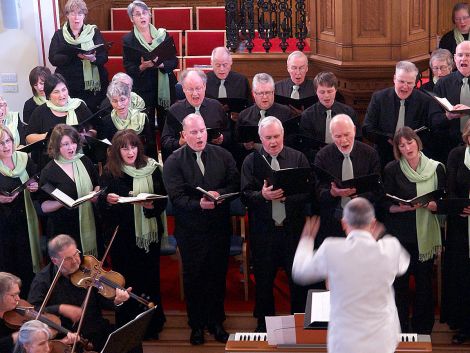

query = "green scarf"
[[0, 152, 41, 272], [62, 23, 101, 92], [454, 28, 466, 47], [56, 153, 97, 256], [133, 24, 171, 109], [46, 98, 84, 125], [32, 95, 47, 106], [2, 112, 20, 147], [122, 158, 167, 252], [463, 146, 470, 257], [399, 152, 442, 261], [131, 92, 146, 111], [111, 108, 146, 134]]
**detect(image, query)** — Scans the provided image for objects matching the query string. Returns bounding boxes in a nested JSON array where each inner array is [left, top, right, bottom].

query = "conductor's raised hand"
[[262, 180, 284, 200], [300, 215, 321, 241]]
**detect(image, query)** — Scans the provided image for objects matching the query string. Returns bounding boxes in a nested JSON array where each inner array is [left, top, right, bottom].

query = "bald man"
[[314, 114, 381, 246]]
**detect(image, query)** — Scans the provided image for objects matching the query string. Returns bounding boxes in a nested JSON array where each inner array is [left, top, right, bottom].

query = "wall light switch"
[[1, 73, 17, 83], [2, 84, 18, 93]]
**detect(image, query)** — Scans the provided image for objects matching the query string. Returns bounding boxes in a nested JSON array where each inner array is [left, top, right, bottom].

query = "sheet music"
[[265, 315, 296, 345], [310, 291, 330, 324]]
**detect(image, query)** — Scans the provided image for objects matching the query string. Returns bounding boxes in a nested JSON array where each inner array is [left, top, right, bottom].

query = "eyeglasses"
[[60, 142, 77, 148], [68, 11, 85, 17], [61, 249, 81, 263], [132, 10, 149, 17], [431, 65, 450, 72], [253, 91, 274, 97], [184, 87, 204, 94], [4, 291, 20, 299], [455, 16, 470, 22], [0, 138, 12, 147]]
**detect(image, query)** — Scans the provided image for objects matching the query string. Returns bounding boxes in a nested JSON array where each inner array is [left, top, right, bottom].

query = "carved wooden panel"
[[353, 0, 389, 44], [59, 0, 111, 29], [408, 0, 427, 36], [319, 0, 335, 36]]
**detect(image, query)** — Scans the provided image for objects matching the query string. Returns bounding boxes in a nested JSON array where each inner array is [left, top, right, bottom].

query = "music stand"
[[101, 307, 156, 353]]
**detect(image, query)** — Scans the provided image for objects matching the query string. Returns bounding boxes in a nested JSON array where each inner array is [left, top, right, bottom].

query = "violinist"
[[13, 320, 78, 353], [0, 272, 21, 352], [28, 234, 130, 351], [100, 129, 166, 340]]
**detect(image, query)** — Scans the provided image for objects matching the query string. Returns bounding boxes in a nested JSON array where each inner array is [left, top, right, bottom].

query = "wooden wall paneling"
[[58, 0, 111, 30]]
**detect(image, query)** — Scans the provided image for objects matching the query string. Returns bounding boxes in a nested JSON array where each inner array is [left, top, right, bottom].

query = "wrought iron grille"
[[225, 0, 308, 53]]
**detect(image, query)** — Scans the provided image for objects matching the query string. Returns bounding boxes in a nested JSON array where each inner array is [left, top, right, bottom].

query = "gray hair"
[[329, 113, 354, 134], [127, 0, 149, 20], [287, 50, 307, 65], [48, 234, 76, 259], [342, 197, 375, 228], [14, 320, 51, 353], [429, 48, 454, 69], [258, 116, 284, 136], [182, 113, 205, 130], [211, 47, 232, 63], [395, 61, 419, 76], [64, 0, 88, 16], [0, 272, 21, 298], [112, 72, 134, 90], [180, 69, 207, 86], [252, 73, 275, 92], [107, 80, 131, 100]]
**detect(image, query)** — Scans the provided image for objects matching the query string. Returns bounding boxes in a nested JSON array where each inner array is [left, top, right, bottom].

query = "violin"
[[48, 340, 97, 353], [70, 255, 155, 308], [3, 299, 93, 351]]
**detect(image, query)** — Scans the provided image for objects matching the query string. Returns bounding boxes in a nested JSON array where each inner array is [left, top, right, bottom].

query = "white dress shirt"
[[292, 230, 410, 353]]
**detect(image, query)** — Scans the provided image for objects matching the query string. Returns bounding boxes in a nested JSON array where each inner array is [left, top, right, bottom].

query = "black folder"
[[61, 43, 104, 56], [84, 136, 111, 162], [18, 128, 54, 154], [304, 289, 329, 330], [0, 173, 40, 196], [141, 36, 177, 66], [282, 115, 301, 136], [274, 94, 318, 110], [206, 127, 222, 141], [101, 307, 156, 353], [313, 165, 383, 195], [217, 97, 251, 113], [294, 134, 328, 151], [437, 198, 470, 215], [196, 187, 240, 203], [386, 189, 445, 206]]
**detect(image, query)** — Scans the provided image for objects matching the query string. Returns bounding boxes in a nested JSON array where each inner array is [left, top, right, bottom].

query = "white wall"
[[0, 0, 59, 114]]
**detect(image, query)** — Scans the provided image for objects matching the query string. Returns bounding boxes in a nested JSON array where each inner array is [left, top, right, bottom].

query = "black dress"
[[100, 166, 167, 337], [0, 318, 14, 353], [0, 158, 37, 296], [38, 155, 100, 254], [383, 159, 445, 334], [439, 30, 469, 55], [123, 31, 178, 131], [22, 97, 42, 125], [441, 146, 470, 332], [49, 23, 109, 113]]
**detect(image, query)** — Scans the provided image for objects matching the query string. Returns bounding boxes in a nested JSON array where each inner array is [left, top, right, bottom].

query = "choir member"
[[123, 0, 178, 131], [28, 235, 130, 351], [362, 61, 434, 168], [39, 124, 100, 256], [383, 127, 445, 334], [99, 72, 146, 112], [161, 70, 228, 161], [241, 116, 311, 333], [100, 129, 167, 339], [420, 49, 453, 93], [314, 114, 380, 245], [100, 81, 155, 157], [23, 66, 51, 125], [299, 71, 360, 164], [26, 74, 95, 170], [439, 2, 470, 55], [49, 0, 108, 113], [434, 41, 470, 162], [0, 96, 26, 148], [441, 119, 470, 344], [163, 114, 239, 345], [0, 126, 41, 297]]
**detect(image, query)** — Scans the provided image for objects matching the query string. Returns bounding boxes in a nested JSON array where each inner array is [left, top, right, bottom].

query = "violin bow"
[[71, 225, 119, 353], [35, 257, 66, 319]]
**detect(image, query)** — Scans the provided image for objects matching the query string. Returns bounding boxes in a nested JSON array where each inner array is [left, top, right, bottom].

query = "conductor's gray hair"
[[258, 116, 284, 136], [342, 197, 375, 228]]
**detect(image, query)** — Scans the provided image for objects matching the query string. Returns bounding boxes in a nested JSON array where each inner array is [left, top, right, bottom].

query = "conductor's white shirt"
[[292, 230, 410, 353]]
